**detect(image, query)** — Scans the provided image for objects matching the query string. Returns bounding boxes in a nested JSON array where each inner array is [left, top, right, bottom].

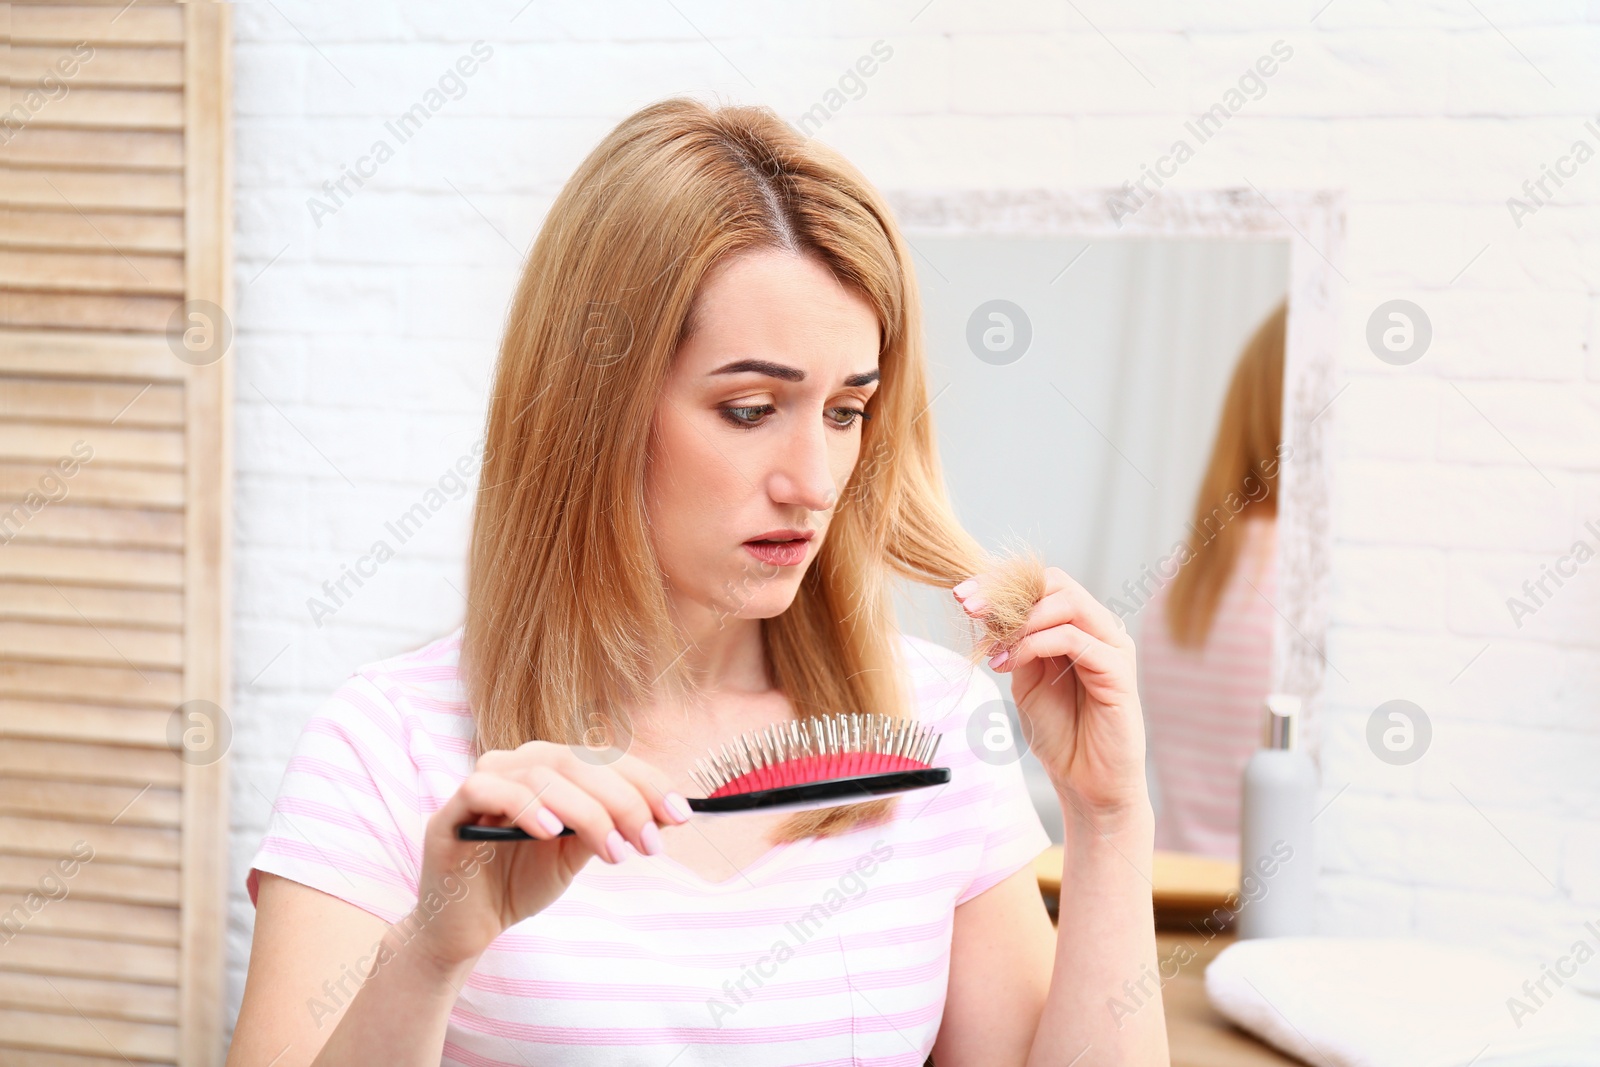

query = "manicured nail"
[[605, 828, 628, 863], [953, 579, 979, 598], [639, 821, 664, 856], [665, 792, 692, 823], [535, 808, 565, 837], [987, 649, 1010, 670], [963, 595, 988, 615]]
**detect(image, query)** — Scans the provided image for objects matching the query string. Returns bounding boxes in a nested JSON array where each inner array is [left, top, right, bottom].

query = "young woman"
[[1139, 301, 1287, 861], [229, 98, 1166, 1066]]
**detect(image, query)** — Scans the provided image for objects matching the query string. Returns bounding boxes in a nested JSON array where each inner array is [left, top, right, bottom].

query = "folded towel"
[[1205, 936, 1600, 1067]]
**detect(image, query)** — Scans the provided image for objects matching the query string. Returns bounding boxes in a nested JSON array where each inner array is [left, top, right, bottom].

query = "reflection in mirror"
[[893, 236, 1290, 854]]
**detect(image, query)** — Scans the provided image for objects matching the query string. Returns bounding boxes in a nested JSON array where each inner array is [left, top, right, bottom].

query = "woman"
[[1140, 300, 1287, 860], [229, 98, 1165, 1066]]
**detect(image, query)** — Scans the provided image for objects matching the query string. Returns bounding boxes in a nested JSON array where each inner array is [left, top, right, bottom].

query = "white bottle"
[[1236, 694, 1317, 939]]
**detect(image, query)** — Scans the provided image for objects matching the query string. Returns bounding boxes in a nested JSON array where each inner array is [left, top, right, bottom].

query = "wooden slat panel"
[[0, 700, 172, 749], [0, 421, 183, 467], [6, 45, 185, 89], [0, 778, 178, 826], [1, 504, 184, 549], [0, 128, 184, 172], [0, 582, 182, 628], [0, 739, 180, 788], [0, 1004, 178, 1060], [0, 816, 180, 868], [0, 291, 180, 333], [0, 251, 186, 296], [0, 659, 182, 708], [0, 619, 183, 669], [0, 542, 184, 586], [0, 168, 185, 212], [0, 332, 185, 382], [0, 970, 177, 1026], [24, 90, 185, 133], [0, 464, 185, 508], [0, 853, 179, 907], [0, 893, 178, 945], [14, 5, 186, 46], [0, 208, 186, 255], [0, 378, 184, 426]]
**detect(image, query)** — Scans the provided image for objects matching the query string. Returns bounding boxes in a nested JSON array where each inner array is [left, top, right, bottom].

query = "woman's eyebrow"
[[710, 359, 880, 387]]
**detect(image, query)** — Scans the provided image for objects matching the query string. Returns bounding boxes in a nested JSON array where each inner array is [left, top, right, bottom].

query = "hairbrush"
[[456, 710, 949, 840]]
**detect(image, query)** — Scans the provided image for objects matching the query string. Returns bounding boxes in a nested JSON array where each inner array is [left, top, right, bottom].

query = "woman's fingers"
[[996, 622, 1133, 700], [525, 747, 674, 859], [958, 565, 1129, 651], [607, 751, 695, 831], [443, 769, 568, 842], [504, 765, 646, 862]]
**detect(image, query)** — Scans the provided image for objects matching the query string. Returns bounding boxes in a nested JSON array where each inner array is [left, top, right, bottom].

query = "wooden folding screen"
[[0, 3, 232, 1063]]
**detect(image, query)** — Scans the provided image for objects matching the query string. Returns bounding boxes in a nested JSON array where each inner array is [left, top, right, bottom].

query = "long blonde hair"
[[463, 98, 1038, 841], [1164, 299, 1286, 648]]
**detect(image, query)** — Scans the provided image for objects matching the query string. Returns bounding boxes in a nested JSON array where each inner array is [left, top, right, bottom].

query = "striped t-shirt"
[[245, 627, 1053, 1065]]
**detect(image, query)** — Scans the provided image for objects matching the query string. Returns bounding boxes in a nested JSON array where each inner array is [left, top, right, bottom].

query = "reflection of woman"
[[1139, 301, 1286, 861], [230, 99, 1168, 1064]]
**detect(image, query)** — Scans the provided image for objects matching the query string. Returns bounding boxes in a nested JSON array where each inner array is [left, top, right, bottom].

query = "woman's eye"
[[719, 404, 872, 429], [827, 407, 871, 429], [720, 404, 775, 427]]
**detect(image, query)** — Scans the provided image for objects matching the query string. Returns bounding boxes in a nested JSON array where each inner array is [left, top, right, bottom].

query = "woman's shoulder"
[[310, 626, 474, 754]]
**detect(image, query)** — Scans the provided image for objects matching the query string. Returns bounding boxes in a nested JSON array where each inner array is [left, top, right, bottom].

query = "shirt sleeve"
[[245, 671, 426, 926], [953, 671, 1056, 907]]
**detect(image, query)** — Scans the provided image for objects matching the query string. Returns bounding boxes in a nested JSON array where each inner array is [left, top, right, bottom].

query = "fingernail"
[[963, 595, 988, 614], [640, 821, 664, 856], [987, 649, 1010, 669], [953, 579, 978, 598], [605, 828, 628, 863], [665, 792, 692, 823], [535, 808, 565, 836]]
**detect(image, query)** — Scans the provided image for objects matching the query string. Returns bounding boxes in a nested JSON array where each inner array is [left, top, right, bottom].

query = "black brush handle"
[[454, 767, 950, 841]]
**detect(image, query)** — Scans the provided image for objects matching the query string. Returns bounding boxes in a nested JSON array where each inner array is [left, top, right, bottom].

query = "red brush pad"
[[708, 752, 929, 798]]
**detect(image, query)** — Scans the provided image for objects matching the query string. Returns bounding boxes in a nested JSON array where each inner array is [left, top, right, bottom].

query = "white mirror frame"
[[884, 187, 1344, 755]]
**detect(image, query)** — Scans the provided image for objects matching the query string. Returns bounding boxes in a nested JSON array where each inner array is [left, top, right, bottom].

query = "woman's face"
[[647, 249, 881, 628]]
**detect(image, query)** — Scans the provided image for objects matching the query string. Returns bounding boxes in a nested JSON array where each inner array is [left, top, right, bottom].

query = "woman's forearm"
[[311, 911, 479, 1066], [1028, 797, 1168, 1067]]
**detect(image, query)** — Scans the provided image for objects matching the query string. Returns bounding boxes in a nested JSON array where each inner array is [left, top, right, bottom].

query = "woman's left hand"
[[955, 566, 1149, 826]]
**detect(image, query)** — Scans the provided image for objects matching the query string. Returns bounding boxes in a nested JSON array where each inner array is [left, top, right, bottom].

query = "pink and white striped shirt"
[[1139, 515, 1278, 861], [246, 627, 1053, 1065]]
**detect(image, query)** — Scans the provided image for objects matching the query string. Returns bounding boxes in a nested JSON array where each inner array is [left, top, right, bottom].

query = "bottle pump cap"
[[1263, 693, 1302, 750]]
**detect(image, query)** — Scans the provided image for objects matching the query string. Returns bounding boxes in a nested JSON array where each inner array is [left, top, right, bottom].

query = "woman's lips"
[[743, 538, 810, 567]]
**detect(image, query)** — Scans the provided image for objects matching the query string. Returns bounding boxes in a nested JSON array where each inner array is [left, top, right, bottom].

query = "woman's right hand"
[[403, 742, 692, 971]]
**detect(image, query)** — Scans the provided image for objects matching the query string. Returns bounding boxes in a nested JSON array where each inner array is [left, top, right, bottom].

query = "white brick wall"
[[227, 0, 1600, 1032]]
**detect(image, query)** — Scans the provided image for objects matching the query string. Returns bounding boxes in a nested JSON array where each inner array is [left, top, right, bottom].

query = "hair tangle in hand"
[[959, 544, 1047, 665]]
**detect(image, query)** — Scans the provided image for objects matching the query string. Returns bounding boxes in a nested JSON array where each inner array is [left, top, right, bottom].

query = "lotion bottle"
[[1237, 693, 1317, 938]]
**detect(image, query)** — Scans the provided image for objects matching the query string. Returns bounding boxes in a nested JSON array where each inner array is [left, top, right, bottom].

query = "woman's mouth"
[[742, 534, 813, 567]]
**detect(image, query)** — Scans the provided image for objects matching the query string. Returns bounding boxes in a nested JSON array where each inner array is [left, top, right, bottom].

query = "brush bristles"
[[690, 711, 942, 798]]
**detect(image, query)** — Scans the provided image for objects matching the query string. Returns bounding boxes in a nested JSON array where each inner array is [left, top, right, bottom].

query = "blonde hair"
[[463, 98, 1041, 842], [1164, 299, 1286, 648]]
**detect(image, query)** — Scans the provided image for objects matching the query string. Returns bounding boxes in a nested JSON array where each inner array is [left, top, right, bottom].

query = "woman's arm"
[[930, 864, 1055, 1066], [228, 873, 470, 1066], [1031, 800, 1164, 1066], [948, 567, 1170, 1065], [928, 805, 1163, 1067]]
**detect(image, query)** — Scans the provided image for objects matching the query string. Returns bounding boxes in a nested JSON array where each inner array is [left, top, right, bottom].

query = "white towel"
[[1204, 936, 1600, 1067]]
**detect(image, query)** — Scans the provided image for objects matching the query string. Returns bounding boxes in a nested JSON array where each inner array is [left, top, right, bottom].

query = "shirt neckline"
[[634, 831, 816, 893]]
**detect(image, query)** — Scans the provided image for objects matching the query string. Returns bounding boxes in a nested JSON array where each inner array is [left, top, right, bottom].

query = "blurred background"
[[2, 1, 1597, 1064]]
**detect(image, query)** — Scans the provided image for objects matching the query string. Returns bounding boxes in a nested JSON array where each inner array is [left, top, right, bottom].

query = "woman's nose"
[[768, 419, 839, 512]]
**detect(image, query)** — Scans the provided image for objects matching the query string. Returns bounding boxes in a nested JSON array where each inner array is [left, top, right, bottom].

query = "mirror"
[[892, 231, 1292, 859]]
